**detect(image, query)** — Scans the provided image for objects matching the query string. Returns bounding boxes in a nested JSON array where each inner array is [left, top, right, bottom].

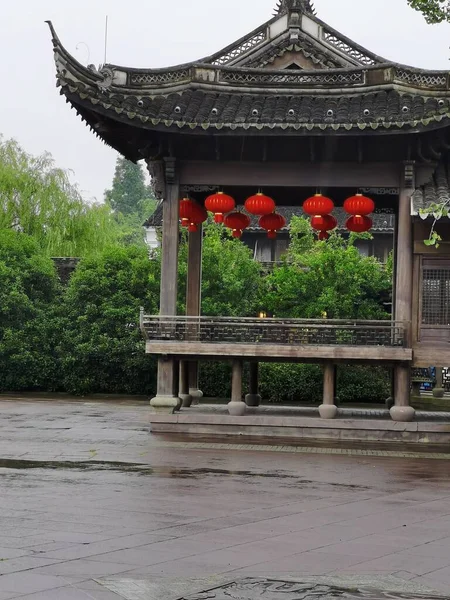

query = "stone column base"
[[245, 393, 261, 407], [228, 401, 246, 416], [179, 394, 193, 408], [189, 389, 203, 406], [390, 405, 415, 422], [319, 404, 338, 419], [150, 396, 180, 414], [433, 387, 445, 399]]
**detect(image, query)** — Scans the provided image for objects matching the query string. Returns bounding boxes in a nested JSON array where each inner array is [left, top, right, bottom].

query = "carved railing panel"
[[128, 69, 191, 86], [321, 28, 378, 66], [219, 69, 365, 86], [211, 30, 267, 66], [141, 316, 406, 347], [395, 69, 448, 89]]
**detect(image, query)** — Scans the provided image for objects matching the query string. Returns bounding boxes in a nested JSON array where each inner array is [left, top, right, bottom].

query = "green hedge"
[[199, 362, 390, 404]]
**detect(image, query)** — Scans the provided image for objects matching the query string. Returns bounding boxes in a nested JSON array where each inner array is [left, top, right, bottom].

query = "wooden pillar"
[[187, 226, 203, 404], [319, 363, 337, 419], [228, 360, 246, 416], [245, 362, 261, 407], [433, 367, 445, 398], [150, 159, 181, 414], [179, 361, 192, 407], [391, 164, 415, 422]]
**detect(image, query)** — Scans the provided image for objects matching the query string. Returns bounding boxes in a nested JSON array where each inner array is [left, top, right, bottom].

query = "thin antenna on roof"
[[104, 15, 109, 65]]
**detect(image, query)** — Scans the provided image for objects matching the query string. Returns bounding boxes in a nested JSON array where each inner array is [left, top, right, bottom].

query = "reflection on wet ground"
[[0, 398, 449, 599]]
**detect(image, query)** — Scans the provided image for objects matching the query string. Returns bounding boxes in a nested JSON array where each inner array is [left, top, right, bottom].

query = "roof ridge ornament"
[[274, 0, 316, 16]]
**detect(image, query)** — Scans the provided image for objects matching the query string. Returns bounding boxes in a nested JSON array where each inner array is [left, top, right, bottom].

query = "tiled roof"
[[56, 79, 450, 134], [412, 159, 450, 214]]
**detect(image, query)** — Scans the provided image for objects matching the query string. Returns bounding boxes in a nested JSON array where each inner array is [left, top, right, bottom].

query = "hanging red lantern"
[[311, 214, 337, 232], [259, 213, 286, 239], [187, 203, 208, 232], [303, 194, 334, 217], [318, 232, 330, 241], [224, 212, 251, 238], [346, 215, 372, 233], [244, 192, 276, 216], [205, 192, 235, 223], [344, 194, 375, 216], [179, 197, 196, 227]]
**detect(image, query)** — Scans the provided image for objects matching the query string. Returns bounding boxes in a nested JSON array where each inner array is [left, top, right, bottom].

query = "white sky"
[[1, 0, 449, 203]]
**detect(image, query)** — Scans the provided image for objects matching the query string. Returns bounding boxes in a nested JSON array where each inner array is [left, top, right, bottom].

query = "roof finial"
[[274, 0, 316, 16]]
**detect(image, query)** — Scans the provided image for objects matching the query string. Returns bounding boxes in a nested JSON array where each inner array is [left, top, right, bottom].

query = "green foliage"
[[199, 361, 390, 404], [0, 137, 118, 257], [104, 156, 157, 246], [263, 220, 391, 319], [105, 157, 155, 217], [260, 363, 323, 403], [58, 245, 160, 395], [192, 224, 264, 317], [336, 366, 391, 404], [407, 0, 449, 22], [0, 231, 61, 392]]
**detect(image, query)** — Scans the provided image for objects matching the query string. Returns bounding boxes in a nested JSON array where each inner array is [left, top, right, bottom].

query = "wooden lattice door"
[[419, 258, 450, 343]]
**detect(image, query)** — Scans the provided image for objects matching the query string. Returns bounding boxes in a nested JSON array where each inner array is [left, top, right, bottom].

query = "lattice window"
[[129, 69, 190, 85], [220, 69, 364, 85], [322, 30, 376, 66], [395, 69, 447, 89], [444, 368, 450, 391], [422, 267, 450, 325], [211, 31, 267, 66]]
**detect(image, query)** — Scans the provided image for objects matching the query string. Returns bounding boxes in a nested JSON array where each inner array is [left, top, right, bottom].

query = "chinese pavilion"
[[48, 0, 450, 425]]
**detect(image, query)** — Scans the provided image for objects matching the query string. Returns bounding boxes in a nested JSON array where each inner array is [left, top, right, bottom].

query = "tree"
[[0, 137, 117, 257], [263, 217, 391, 319], [105, 157, 155, 217], [407, 0, 449, 23], [58, 245, 160, 395], [177, 224, 265, 317], [104, 156, 157, 245], [0, 230, 61, 391]]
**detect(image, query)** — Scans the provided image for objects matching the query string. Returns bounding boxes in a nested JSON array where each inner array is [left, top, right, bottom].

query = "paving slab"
[[0, 399, 449, 598]]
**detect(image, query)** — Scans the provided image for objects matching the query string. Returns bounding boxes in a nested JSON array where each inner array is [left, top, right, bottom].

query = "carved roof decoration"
[[275, 0, 316, 16]]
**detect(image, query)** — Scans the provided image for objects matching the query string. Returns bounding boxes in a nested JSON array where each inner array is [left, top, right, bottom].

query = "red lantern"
[[187, 203, 208, 232], [224, 212, 251, 238], [344, 194, 375, 216], [244, 192, 276, 216], [346, 215, 372, 233], [318, 232, 330, 241], [179, 197, 195, 227], [311, 214, 337, 232], [205, 192, 235, 223], [303, 194, 334, 217], [259, 213, 286, 239]]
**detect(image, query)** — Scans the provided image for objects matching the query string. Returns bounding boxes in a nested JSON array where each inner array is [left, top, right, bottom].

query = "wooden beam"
[[179, 161, 401, 188], [145, 341, 413, 362]]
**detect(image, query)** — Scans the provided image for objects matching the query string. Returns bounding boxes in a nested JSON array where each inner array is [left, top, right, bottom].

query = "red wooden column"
[[391, 162, 415, 422], [150, 159, 181, 413], [186, 225, 204, 404]]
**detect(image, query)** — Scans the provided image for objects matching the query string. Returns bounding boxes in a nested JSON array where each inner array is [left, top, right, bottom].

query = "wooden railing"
[[140, 314, 406, 348]]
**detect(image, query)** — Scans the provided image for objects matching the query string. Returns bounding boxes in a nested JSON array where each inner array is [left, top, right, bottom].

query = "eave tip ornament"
[[274, 0, 316, 16]]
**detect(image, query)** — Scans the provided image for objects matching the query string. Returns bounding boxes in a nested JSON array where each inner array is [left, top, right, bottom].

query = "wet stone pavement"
[[1, 399, 450, 598]]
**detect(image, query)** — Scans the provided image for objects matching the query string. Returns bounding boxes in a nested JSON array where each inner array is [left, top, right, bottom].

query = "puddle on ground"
[[99, 577, 444, 600], [0, 458, 366, 489]]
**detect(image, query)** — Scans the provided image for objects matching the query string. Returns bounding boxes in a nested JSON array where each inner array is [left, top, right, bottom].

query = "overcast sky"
[[1, 0, 449, 203]]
